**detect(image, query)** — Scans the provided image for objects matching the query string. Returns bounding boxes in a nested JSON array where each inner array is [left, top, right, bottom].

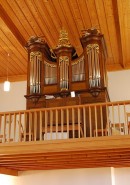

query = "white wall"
[[0, 168, 112, 185], [0, 70, 130, 184], [0, 81, 26, 111], [107, 70, 130, 101], [114, 167, 130, 185], [17, 168, 112, 185]]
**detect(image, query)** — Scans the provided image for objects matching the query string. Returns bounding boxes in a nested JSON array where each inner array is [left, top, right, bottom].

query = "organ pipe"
[[30, 51, 42, 94], [59, 56, 69, 91], [87, 44, 100, 88]]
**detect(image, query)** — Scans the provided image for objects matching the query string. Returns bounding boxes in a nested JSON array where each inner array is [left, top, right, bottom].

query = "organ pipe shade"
[[72, 56, 85, 82], [87, 44, 100, 88], [30, 51, 42, 94], [44, 61, 57, 85], [59, 56, 69, 91]]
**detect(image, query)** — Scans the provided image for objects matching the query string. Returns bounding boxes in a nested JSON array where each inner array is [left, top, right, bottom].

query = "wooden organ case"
[[25, 28, 109, 137]]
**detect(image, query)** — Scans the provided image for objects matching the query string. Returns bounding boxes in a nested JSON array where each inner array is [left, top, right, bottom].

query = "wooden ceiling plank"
[[94, 0, 114, 66], [103, 0, 123, 67], [0, 4, 26, 47], [67, 0, 83, 35], [42, 0, 62, 34], [106, 0, 125, 68], [0, 34, 27, 74], [58, 0, 82, 55], [76, 0, 91, 30], [0, 167, 18, 176], [14, 0, 40, 36], [31, 0, 58, 46], [0, 19, 27, 75], [86, 0, 99, 28]]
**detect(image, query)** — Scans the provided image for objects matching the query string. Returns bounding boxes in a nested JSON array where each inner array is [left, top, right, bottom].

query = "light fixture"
[[4, 53, 10, 92], [71, 91, 75, 97]]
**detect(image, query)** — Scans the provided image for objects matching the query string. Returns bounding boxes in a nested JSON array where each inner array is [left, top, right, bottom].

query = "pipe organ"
[[25, 28, 109, 107], [25, 28, 109, 137]]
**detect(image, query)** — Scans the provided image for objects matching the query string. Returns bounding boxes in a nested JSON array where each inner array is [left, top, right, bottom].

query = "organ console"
[[24, 28, 110, 137]]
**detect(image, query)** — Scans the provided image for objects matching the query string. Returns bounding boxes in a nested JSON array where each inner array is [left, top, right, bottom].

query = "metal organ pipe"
[[59, 56, 69, 91], [30, 52, 42, 94], [87, 44, 100, 88]]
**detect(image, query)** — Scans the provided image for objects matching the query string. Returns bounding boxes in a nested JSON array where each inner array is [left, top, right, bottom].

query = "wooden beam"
[[0, 75, 27, 83], [0, 4, 26, 47], [0, 167, 18, 176], [1, 136, 130, 155], [112, 0, 127, 68]]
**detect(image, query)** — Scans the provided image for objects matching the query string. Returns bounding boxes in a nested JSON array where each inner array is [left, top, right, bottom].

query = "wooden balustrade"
[[0, 100, 130, 143]]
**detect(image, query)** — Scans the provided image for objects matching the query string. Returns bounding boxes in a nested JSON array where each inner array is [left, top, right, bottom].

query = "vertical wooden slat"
[[13, 113, 16, 141], [50, 110, 53, 140], [23, 112, 26, 142], [72, 108, 75, 138], [112, 104, 115, 125], [78, 108, 80, 138], [94, 106, 98, 137], [106, 105, 110, 136], [8, 113, 12, 142], [44, 110, 48, 140], [111, 104, 115, 134], [83, 107, 86, 138], [3, 114, 6, 142], [18, 113, 21, 142], [29, 112, 32, 141], [100, 105, 103, 136], [89, 106, 92, 137], [123, 103, 127, 134], [117, 104, 121, 133], [34, 111, 37, 141], [39, 111, 42, 141], [61, 109, 64, 139], [55, 109, 58, 139], [67, 108, 69, 139]]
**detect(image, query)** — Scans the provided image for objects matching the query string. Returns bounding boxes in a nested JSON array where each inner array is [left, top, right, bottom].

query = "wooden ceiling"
[[0, 0, 130, 82]]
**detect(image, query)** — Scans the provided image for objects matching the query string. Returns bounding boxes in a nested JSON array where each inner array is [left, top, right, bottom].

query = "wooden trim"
[[0, 167, 18, 176]]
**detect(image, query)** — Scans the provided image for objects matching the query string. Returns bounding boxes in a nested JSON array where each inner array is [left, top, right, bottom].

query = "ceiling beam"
[[0, 4, 26, 47], [0, 75, 27, 83], [112, 0, 127, 68], [0, 167, 18, 176]]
